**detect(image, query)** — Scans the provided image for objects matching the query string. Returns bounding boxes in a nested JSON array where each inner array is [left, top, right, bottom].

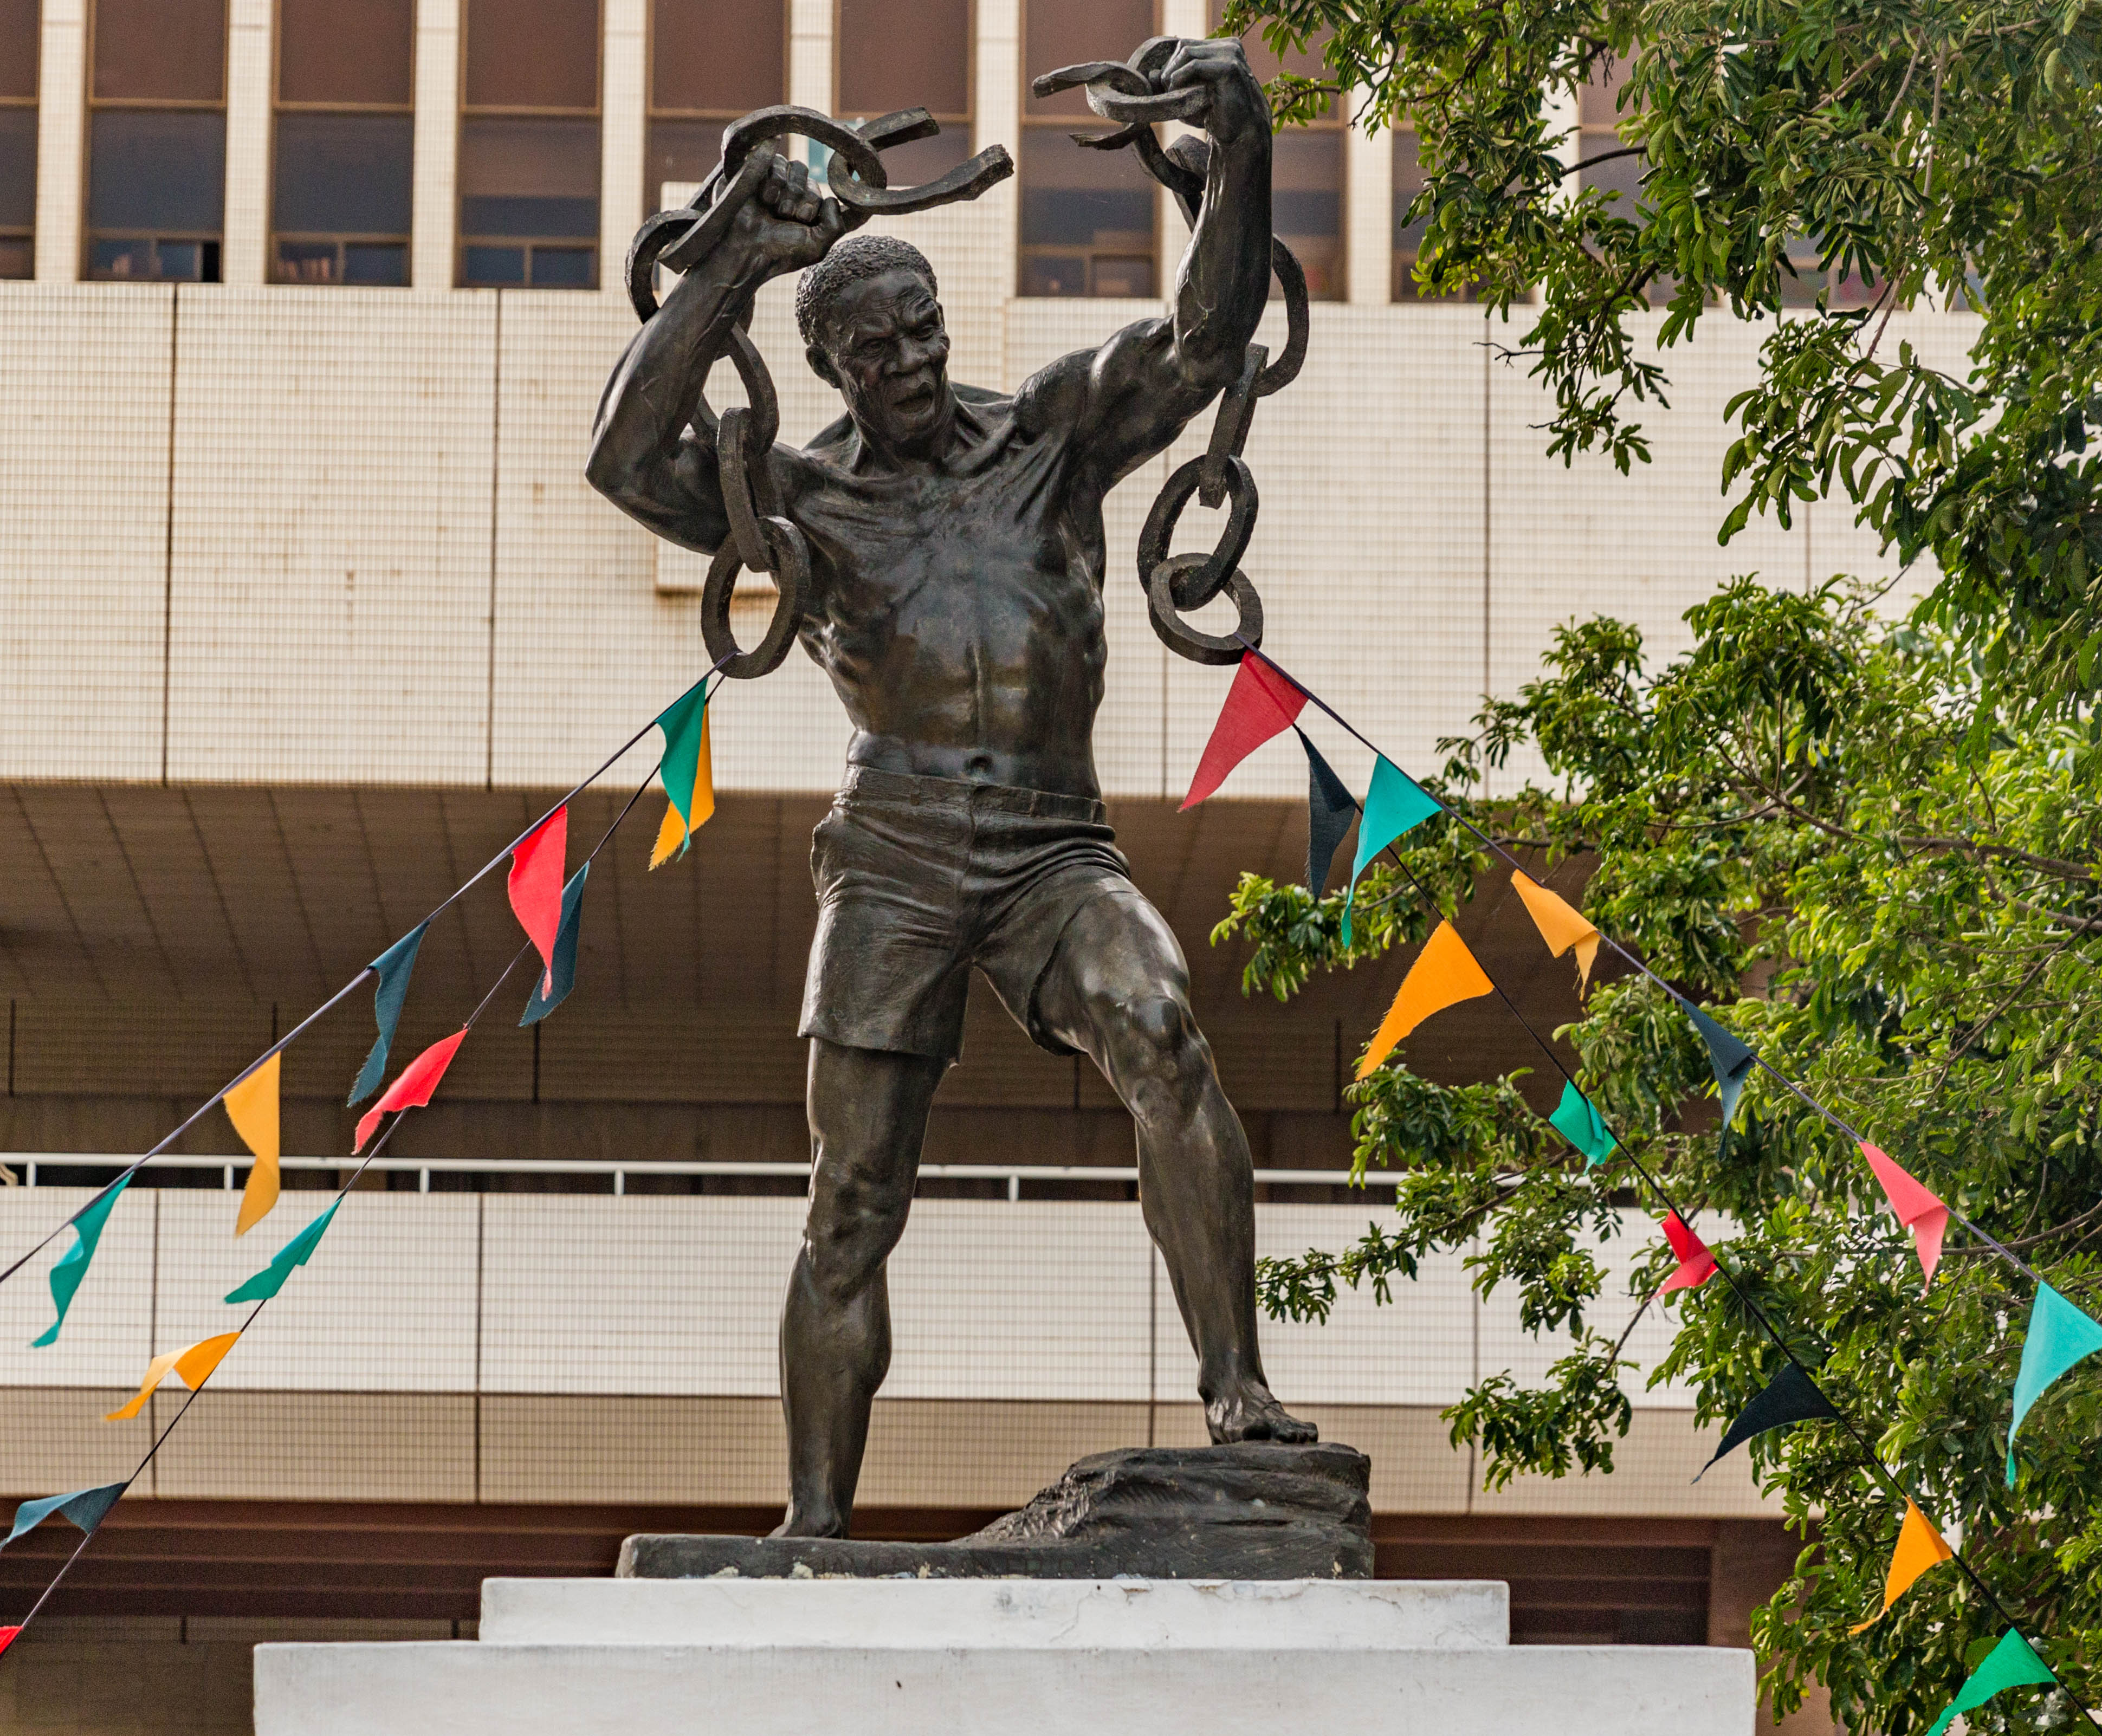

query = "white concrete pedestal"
[[254, 1577, 1754, 1735]]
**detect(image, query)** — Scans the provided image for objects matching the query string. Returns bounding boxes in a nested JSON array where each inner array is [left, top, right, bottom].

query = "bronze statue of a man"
[[588, 37, 1314, 1539]]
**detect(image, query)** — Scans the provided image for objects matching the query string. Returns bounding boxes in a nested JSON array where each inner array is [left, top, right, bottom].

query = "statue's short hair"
[[795, 235, 938, 349]]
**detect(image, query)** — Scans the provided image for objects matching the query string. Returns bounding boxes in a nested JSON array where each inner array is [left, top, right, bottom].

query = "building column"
[[600, 0, 646, 290], [33, 0, 85, 281], [975, 0, 1019, 348], [1155, 0, 1207, 289], [787, 0, 831, 115], [411, 0, 461, 290], [222, 0, 273, 284], [1345, 121, 1390, 305]]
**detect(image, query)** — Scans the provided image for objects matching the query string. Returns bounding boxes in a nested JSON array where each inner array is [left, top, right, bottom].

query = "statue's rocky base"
[[620, 1441, 1373, 1582]]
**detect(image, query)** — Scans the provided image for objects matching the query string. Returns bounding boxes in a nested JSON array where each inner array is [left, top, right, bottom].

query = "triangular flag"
[[507, 806, 568, 994], [650, 686, 716, 868], [1, 1482, 126, 1551], [225, 1199, 342, 1304], [1356, 921, 1493, 1079], [225, 1052, 281, 1238], [1859, 1142, 1949, 1290], [1548, 1079, 1618, 1164], [1695, 1361, 1838, 1478], [1849, 1500, 1952, 1632], [1924, 1629, 2056, 1736], [1181, 655, 1307, 809], [353, 1029, 467, 1154], [0, 1627, 18, 1655], [1342, 757, 1440, 944], [520, 862, 590, 1026], [1659, 1210, 1719, 1295], [1299, 729, 1356, 894], [2007, 1281, 2102, 1486], [348, 923, 430, 1105], [105, 1331, 242, 1420], [31, 1176, 130, 1348], [1510, 871, 1601, 992], [1685, 1003, 1756, 1129]]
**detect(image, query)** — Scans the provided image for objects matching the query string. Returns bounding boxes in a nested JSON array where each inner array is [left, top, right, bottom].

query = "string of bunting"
[[1181, 640, 2102, 1728], [0, 667, 726, 1657]]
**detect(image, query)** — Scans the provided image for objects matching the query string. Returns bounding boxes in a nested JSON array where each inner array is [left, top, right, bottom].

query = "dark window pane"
[[274, 112, 411, 233], [279, 0, 413, 106], [1392, 128, 1426, 250], [1089, 254, 1153, 296], [1582, 148, 1644, 216], [0, 105, 34, 227], [837, 0, 966, 118], [88, 108, 224, 231], [0, 0, 38, 101], [528, 243, 593, 287], [0, 235, 29, 276], [862, 128, 968, 186], [274, 237, 337, 281], [93, 0, 225, 102], [1272, 129, 1340, 299], [462, 242, 525, 283], [651, 0, 781, 113], [1581, 60, 1629, 129], [460, 115, 599, 237], [464, 0, 598, 111], [1020, 128, 1150, 248], [90, 234, 216, 278], [645, 116, 716, 208], [344, 240, 406, 282], [1025, 0, 1153, 118]]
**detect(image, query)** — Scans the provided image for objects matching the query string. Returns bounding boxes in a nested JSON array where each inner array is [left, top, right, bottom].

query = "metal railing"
[[2, 1154, 1396, 1202]]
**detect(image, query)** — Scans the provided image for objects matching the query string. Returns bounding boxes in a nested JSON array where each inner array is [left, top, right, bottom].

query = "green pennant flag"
[[31, 1176, 130, 1348], [348, 923, 430, 1106], [1548, 1080, 1618, 1165], [1684, 1002, 1755, 1129], [2, 1481, 127, 1551], [520, 862, 590, 1027], [2007, 1281, 2102, 1486], [1924, 1629, 2056, 1736], [224, 1200, 342, 1305], [1341, 756, 1440, 945]]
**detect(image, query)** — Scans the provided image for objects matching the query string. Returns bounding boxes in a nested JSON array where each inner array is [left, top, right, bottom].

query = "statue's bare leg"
[[774, 1036, 947, 1538], [1034, 892, 1317, 1445]]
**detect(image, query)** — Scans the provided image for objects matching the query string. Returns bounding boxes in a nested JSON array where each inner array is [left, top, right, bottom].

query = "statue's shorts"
[[799, 766, 1144, 1064]]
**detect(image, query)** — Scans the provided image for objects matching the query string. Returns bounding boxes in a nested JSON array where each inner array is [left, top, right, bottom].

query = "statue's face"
[[807, 267, 953, 454]]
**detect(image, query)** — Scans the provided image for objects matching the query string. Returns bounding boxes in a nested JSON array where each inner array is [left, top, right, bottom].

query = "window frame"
[[269, 0, 417, 287], [0, 0, 36, 277], [1014, 0, 1161, 301], [643, 0, 790, 215], [455, 0, 605, 290]]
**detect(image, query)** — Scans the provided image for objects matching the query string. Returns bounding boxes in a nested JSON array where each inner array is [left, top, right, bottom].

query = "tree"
[[1221, 0, 2102, 712]]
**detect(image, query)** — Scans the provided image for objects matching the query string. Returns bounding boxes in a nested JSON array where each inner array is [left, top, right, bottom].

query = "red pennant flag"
[[1659, 1211, 1718, 1294], [0, 1625, 17, 1655], [1182, 656, 1307, 809], [508, 806, 568, 994], [353, 1030, 467, 1152], [1860, 1142, 1949, 1290]]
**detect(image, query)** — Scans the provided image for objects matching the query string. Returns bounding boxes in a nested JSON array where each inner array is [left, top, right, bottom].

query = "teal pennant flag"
[[1341, 757, 1440, 945], [225, 1200, 343, 1305], [2007, 1281, 2102, 1486], [1, 1482, 126, 1552], [31, 1177, 130, 1348], [520, 862, 590, 1027], [348, 923, 430, 1106], [1548, 1081, 1618, 1165], [1685, 1002, 1756, 1130], [1925, 1629, 2056, 1736]]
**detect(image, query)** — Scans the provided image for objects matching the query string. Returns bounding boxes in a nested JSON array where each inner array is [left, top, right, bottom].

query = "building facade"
[[0, 1, 1969, 1729]]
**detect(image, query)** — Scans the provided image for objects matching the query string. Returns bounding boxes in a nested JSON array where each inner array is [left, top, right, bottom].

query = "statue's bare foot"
[[769, 1505, 846, 1539], [1206, 1380, 1319, 1444]]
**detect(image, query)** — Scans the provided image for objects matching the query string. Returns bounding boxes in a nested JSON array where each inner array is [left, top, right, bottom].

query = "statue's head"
[[797, 235, 952, 456]]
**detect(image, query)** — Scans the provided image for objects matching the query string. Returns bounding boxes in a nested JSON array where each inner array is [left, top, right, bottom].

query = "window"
[[646, 0, 784, 212], [1018, 0, 1156, 298], [0, 0, 34, 278], [1212, 5, 1341, 300], [458, 0, 600, 289], [273, 0, 413, 286], [835, 0, 969, 185], [86, 0, 225, 281], [1390, 129, 1469, 301]]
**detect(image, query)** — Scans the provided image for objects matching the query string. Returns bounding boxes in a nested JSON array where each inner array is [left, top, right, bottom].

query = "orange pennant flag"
[[223, 1053, 281, 1238], [1356, 921, 1495, 1079], [1511, 871, 1600, 992], [105, 1331, 242, 1421], [1849, 1500, 1953, 1633]]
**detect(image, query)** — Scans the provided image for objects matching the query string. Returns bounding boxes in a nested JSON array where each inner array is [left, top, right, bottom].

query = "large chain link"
[[625, 107, 1013, 678], [1036, 38, 1310, 665]]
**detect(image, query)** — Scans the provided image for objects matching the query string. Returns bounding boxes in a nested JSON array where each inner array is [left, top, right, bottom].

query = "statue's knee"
[[1104, 994, 1211, 1107], [801, 1184, 908, 1300]]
